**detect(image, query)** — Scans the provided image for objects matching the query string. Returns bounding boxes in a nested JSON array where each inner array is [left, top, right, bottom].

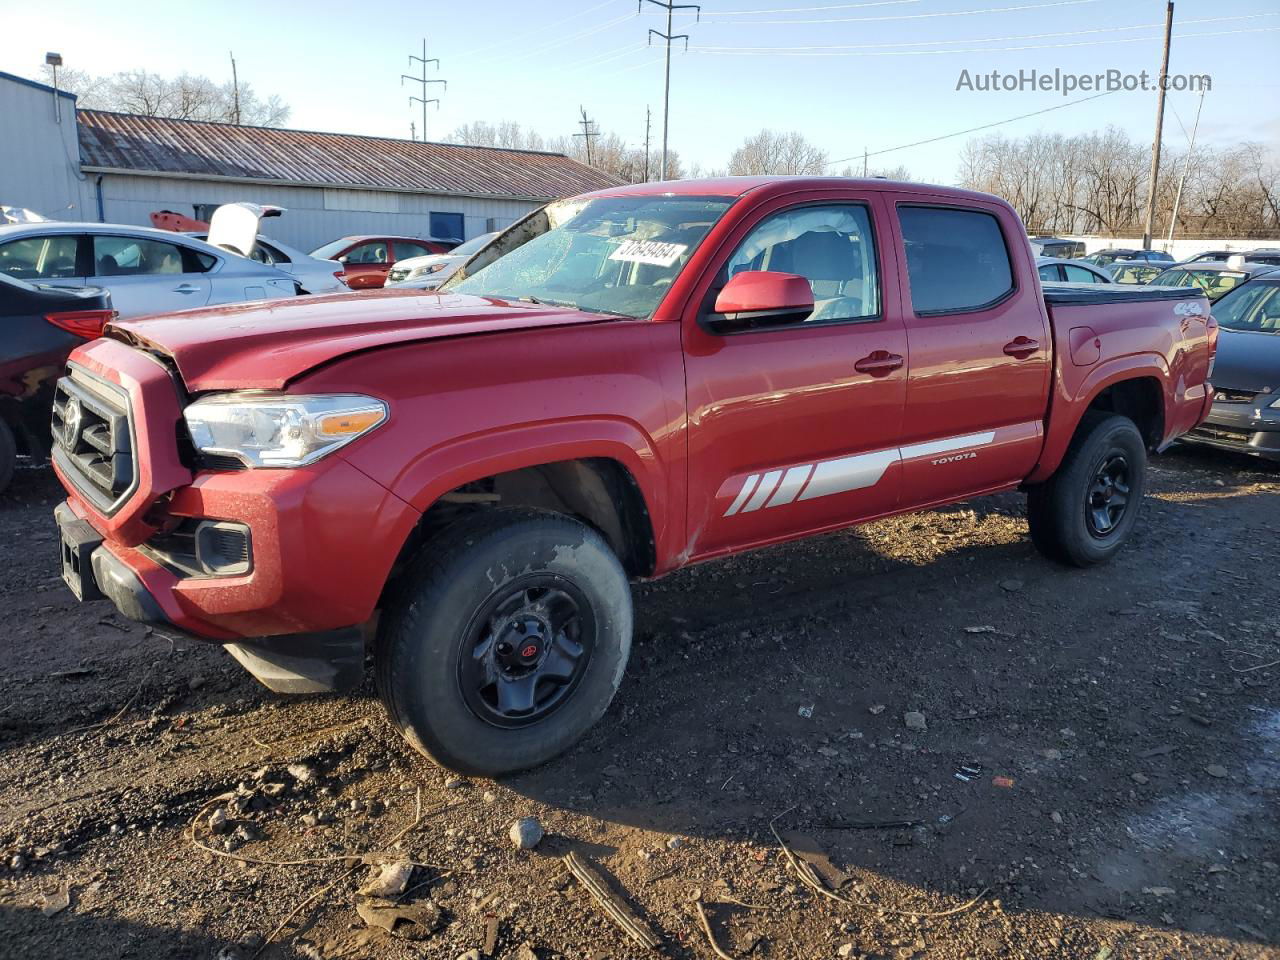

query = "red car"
[[309, 235, 457, 289], [51, 177, 1215, 775]]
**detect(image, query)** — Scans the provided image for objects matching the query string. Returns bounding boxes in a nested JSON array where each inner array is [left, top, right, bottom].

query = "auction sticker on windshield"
[[608, 239, 688, 267]]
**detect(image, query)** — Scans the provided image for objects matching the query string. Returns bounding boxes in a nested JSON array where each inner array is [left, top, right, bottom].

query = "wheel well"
[[1085, 377, 1164, 448], [398, 458, 657, 580]]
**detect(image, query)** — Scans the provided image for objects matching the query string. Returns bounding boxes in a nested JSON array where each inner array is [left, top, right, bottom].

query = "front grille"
[[1214, 387, 1262, 404], [51, 367, 136, 513], [1189, 424, 1253, 446]]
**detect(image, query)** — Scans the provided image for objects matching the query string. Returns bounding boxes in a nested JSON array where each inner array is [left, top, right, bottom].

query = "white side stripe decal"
[[723, 473, 760, 517], [798, 449, 898, 502], [741, 469, 783, 513], [900, 431, 995, 460], [766, 464, 813, 508], [723, 428, 1008, 517]]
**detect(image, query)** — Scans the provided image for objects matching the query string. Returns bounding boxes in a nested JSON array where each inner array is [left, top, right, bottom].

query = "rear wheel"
[[0, 419, 16, 496], [1027, 412, 1147, 567], [375, 508, 633, 776]]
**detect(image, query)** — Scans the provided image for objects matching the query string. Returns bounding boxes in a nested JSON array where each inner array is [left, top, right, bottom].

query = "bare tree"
[[728, 130, 828, 176], [448, 121, 546, 151], [41, 65, 290, 126]]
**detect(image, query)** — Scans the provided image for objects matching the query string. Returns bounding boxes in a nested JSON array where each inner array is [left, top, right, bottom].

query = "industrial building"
[[0, 70, 620, 249]]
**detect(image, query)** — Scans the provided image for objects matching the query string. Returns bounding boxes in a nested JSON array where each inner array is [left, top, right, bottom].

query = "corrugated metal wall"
[[95, 174, 537, 250], [0, 76, 95, 220]]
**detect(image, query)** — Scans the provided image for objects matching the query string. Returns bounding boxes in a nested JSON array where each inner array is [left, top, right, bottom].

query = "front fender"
[[365, 416, 675, 568]]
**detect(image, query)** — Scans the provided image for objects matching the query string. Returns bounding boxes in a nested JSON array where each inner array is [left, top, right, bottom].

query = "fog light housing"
[[194, 521, 252, 576]]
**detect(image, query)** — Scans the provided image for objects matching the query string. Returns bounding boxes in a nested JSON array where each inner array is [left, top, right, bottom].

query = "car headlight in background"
[[406, 262, 449, 281], [184, 393, 388, 467]]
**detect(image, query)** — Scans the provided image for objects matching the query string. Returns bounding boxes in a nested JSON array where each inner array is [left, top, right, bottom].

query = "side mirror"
[[707, 271, 814, 333]]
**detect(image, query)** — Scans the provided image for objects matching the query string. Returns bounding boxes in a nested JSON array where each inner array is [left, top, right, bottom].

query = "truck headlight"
[[184, 393, 388, 468]]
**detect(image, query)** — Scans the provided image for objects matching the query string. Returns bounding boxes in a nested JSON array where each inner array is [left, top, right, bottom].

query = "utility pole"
[[644, 106, 652, 181], [1141, 0, 1174, 250], [862, 148, 868, 178], [640, 0, 700, 180], [574, 106, 598, 166], [1166, 85, 1205, 247], [410, 121, 417, 143], [229, 52, 241, 124], [402, 39, 446, 142]]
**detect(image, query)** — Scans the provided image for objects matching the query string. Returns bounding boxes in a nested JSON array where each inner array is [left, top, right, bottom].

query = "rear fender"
[[1026, 353, 1171, 484]]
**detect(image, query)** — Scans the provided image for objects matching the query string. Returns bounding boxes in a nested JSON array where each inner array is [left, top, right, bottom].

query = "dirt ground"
[[0, 445, 1277, 960]]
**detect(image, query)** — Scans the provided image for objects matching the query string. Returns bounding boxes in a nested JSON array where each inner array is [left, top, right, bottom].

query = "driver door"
[[681, 191, 909, 559]]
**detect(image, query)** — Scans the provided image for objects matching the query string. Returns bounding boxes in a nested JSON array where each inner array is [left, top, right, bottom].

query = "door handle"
[[173, 283, 200, 294], [854, 351, 904, 376], [1003, 336, 1040, 358]]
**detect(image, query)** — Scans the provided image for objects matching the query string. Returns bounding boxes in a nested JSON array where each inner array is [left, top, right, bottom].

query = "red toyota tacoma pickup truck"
[[51, 178, 1216, 775]]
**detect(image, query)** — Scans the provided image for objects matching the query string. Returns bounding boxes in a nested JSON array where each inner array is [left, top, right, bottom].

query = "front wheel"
[[1027, 412, 1147, 567], [375, 508, 633, 776]]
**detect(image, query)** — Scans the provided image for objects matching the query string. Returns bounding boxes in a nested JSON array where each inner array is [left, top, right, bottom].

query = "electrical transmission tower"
[[401, 39, 446, 141], [640, 0, 699, 181], [574, 106, 599, 166]]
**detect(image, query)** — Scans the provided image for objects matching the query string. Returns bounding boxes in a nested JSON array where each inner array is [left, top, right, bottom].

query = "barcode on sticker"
[[608, 239, 688, 268]]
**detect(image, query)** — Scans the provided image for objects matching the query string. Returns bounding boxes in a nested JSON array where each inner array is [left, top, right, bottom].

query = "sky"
[[3, 0, 1278, 184]]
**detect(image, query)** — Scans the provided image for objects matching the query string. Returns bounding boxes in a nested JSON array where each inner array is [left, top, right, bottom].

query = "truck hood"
[[1212, 328, 1280, 394], [107, 289, 612, 391]]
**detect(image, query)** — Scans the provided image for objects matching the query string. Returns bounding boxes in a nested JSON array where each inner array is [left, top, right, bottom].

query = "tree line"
[[958, 127, 1280, 239]]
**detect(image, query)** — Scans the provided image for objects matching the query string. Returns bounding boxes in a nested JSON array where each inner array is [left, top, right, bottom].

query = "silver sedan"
[[0, 222, 298, 319]]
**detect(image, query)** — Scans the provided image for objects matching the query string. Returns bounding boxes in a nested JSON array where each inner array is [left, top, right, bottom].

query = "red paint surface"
[[58, 178, 1213, 642]]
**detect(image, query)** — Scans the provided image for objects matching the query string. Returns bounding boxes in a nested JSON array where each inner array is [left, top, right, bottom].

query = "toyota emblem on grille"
[[62, 396, 83, 448]]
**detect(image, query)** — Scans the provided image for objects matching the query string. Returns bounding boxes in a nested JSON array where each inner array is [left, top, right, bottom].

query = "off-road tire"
[[1027, 411, 1147, 567], [0, 418, 16, 497], [375, 507, 633, 776]]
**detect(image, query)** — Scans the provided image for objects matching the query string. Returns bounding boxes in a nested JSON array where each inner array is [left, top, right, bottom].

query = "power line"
[[691, 12, 1278, 52], [401, 38, 446, 141], [464, 0, 618, 59], [696, 0, 1103, 26], [826, 89, 1119, 167], [679, 0, 918, 16], [641, 0, 701, 181], [687, 24, 1280, 57]]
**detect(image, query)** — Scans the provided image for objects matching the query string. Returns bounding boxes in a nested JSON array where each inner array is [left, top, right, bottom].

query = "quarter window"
[[92, 236, 187, 276], [899, 206, 1014, 314], [0, 235, 80, 280], [725, 204, 880, 324]]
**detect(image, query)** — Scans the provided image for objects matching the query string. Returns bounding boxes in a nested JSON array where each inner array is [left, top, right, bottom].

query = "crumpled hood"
[[108, 289, 609, 391], [1212, 328, 1280, 394]]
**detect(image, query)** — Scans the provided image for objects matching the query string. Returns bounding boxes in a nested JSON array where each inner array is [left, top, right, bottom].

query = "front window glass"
[[1155, 268, 1248, 299], [449, 195, 734, 319], [1213, 281, 1280, 333], [0, 234, 79, 279], [725, 204, 880, 323]]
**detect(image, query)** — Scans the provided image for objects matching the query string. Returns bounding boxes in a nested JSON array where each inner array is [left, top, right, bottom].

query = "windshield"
[[1212, 280, 1280, 333], [1151, 267, 1248, 300], [448, 195, 735, 318], [309, 238, 354, 259], [451, 232, 497, 258]]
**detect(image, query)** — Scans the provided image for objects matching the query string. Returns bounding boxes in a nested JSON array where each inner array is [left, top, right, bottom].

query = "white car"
[[191, 203, 348, 294], [0, 221, 298, 319], [385, 232, 499, 289]]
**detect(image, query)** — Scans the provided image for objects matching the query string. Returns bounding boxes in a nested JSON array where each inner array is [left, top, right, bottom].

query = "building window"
[[193, 204, 219, 223], [430, 212, 465, 243]]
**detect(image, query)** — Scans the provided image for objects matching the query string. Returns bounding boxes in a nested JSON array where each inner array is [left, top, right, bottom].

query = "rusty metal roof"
[[77, 110, 623, 200]]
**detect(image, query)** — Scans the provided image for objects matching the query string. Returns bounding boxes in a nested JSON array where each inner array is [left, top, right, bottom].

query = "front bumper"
[[1181, 398, 1280, 461]]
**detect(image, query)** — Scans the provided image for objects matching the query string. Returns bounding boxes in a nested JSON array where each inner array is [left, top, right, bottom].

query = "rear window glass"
[[899, 206, 1013, 314]]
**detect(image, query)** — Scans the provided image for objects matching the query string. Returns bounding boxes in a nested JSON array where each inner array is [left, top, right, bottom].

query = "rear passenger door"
[[892, 202, 1051, 505]]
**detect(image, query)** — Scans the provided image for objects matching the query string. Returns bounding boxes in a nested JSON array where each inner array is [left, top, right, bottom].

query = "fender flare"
[[386, 416, 671, 553], [1026, 353, 1170, 484]]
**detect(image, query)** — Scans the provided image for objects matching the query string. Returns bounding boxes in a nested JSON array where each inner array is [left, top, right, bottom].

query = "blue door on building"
[[429, 212, 465, 243]]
